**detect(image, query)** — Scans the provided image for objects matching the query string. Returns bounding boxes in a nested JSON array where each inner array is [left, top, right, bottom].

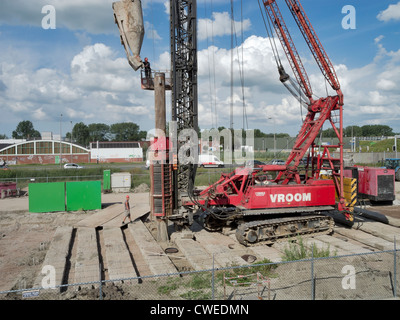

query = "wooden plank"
[[75, 204, 122, 228], [248, 245, 283, 263], [174, 237, 219, 270], [353, 220, 400, 245], [34, 226, 73, 291], [74, 228, 100, 287], [103, 227, 139, 282], [334, 226, 395, 251], [315, 235, 373, 255], [192, 226, 252, 267], [128, 221, 177, 276]]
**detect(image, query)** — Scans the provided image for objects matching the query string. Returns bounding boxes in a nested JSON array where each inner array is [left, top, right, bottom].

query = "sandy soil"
[[0, 182, 399, 300], [0, 191, 134, 293]]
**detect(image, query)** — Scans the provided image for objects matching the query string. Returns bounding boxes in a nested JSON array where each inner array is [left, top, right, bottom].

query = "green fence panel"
[[29, 182, 66, 213], [66, 181, 102, 211]]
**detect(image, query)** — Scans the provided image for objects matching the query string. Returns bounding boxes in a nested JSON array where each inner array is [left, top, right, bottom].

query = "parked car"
[[64, 163, 84, 169], [245, 160, 266, 168], [270, 159, 286, 165], [299, 157, 309, 166], [0, 160, 8, 170]]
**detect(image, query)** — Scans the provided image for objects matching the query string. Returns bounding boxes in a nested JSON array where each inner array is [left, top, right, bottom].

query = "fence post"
[[212, 253, 215, 300], [394, 237, 397, 299], [99, 262, 103, 300], [311, 245, 315, 300]]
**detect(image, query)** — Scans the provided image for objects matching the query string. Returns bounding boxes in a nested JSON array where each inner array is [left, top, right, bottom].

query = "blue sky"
[[0, 0, 399, 138]]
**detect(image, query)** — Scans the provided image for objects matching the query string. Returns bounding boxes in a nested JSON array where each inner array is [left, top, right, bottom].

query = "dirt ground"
[[0, 206, 94, 293], [1, 182, 399, 300], [0, 190, 135, 294]]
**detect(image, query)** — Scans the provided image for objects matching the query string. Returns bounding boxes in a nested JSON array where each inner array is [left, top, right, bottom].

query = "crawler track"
[[235, 215, 335, 246]]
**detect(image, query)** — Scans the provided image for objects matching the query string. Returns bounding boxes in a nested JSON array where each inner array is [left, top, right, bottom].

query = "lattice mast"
[[170, 0, 199, 214]]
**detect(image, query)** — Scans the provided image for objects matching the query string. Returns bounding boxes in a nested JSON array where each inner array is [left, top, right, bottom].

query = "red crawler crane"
[[182, 0, 354, 246]]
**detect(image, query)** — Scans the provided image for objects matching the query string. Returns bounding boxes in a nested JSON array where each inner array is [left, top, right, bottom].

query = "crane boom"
[[263, 0, 313, 102], [262, 0, 348, 213], [284, 0, 342, 104]]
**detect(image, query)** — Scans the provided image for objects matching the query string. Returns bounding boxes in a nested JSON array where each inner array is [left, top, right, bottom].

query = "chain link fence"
[[1, 247, 398, 301], [0, 170, 223, 190]]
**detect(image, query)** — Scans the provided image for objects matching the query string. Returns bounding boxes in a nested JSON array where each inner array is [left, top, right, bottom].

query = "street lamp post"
[[60, 113, 62, 168], [70, 121, 73, 162]]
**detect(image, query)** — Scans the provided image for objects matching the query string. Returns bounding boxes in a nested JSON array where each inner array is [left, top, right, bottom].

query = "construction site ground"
[[0, 183, 400, 300]]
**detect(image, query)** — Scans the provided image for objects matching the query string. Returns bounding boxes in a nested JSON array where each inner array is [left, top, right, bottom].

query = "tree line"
[[2, 121, 398, 146], [67, 122, 147, 146], [321, 125, 398, 138], [3, 120, 147, 147]]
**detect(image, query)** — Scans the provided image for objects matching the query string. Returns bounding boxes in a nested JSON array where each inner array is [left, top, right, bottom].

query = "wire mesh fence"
[[1, 247, 398, 301], [0, 170, 223, 190]]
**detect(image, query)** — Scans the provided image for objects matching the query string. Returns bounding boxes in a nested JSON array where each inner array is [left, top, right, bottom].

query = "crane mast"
[[170, 0, 199, 218]]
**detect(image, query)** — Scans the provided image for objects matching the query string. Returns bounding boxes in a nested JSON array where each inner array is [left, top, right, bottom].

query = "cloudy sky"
[[0, 0, 399, 138]]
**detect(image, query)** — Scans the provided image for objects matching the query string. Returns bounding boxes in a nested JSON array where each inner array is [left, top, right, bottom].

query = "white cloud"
[[0, 0, 166, 35], [32, 107, 48, 121], [0, 0, 117, 34], [377, 79, 396, 91], [144, 21, 162, 41], [359, 105, 386, 114], [1, 17, 400, 138], [198, 12, 251, 41], [377, 2, 400, 22], [196, 35, 312, 131], [0, 42, 154, 135], [195, 30, 400, 134], [163, 1, 170, 15], [70, 43, 138, 92]]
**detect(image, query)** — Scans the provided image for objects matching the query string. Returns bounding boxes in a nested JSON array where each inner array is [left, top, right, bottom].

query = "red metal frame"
[[149, 137, 173, 217]]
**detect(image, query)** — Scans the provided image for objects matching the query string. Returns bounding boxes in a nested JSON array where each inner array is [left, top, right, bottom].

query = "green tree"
[[361, 125, 394, 137], [110, 122, 146, 141], [321, 127, 336, 138], [88, 123, 110, 142], [0, 134, 8, 139], [72, 122, 90, 146], [12, 120, 41, 139], [344, 125, 362, 137], [253, 129, 268, 138]]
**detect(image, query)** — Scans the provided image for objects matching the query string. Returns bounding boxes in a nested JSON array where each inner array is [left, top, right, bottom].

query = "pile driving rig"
[[113, 0, 354, 246]]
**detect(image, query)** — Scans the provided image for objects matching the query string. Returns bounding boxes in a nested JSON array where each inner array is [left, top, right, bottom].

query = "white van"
[[198, 154, 224, 168]]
